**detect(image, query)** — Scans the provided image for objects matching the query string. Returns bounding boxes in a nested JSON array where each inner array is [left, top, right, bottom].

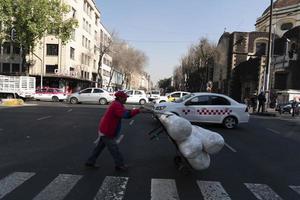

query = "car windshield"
[[174, 93, 194, 103]]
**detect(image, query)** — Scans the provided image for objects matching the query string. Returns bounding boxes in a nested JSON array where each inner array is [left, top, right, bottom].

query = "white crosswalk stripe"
[[0, 172, 35, 199], [197, 180, 231, 200], [33, 174, 82, 200], [94, 176, 129, 200], [289, 185, 300, 195], [245, 183, 283, 200], [0, 171, 299, 200], [151, 178, 180, 200]]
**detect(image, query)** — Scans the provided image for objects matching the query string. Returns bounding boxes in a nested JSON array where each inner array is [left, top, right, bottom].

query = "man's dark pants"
[[86, 136, 124, 167]]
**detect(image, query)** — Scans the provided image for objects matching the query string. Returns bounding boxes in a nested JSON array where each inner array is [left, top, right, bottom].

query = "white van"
[[276, 90, 300, 104]]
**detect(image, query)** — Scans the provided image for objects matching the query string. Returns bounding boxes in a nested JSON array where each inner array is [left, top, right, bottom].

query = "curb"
[[250, 112, 277, 117]]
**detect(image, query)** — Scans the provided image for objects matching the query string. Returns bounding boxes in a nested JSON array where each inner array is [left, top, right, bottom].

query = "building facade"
[[256, 0, 300, 92], [213, 31, 270, 101], [0, 0, 114, 93]]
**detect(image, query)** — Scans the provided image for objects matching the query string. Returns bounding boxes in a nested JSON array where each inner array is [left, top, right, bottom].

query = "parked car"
[[68, 88, 114, 105], [34, 87, 67, 102], [154, 93, 249, 129], [147, 90, 161, 102], [155, 91, 190, 103], [125, 90, 148, 105]]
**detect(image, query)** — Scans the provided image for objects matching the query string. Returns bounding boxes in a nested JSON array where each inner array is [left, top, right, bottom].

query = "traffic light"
[[10, 28, 17, 42]]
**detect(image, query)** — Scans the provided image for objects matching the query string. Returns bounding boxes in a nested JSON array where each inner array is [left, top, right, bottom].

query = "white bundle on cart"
[[158, 113, 224, 170]]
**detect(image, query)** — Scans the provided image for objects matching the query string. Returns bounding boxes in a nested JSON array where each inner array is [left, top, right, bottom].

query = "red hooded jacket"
[[98, 100, 140, 138]]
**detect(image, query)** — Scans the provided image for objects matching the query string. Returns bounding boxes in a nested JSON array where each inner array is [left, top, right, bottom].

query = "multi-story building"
[[0, 0, 113, 93], [213, 31, 269, 101], [256, 0, 300, 91]]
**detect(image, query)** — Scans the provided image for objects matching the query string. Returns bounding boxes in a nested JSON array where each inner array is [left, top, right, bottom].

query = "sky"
[[96, 0, 270, 84]]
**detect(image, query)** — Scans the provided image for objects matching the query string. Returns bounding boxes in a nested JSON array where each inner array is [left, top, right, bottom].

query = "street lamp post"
[[264, 0, 274, 111]]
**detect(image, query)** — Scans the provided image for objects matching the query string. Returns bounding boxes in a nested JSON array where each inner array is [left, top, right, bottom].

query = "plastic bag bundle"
[[187, 151, 211, 170], [178, 126, 203, 159], [194, 126, 225, 155], [160, 114, 192, 142]]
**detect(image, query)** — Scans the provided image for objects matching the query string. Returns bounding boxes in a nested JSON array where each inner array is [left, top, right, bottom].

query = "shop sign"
[[54, 69, 78, 77]]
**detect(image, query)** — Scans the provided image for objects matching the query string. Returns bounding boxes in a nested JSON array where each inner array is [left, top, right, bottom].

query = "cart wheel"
[[174, 156, 182, 166], [178, 165, 191, 175]]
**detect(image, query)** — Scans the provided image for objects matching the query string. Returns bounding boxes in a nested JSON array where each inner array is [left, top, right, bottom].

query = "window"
[[281, 23, 293, 31], [3, 42, 11, 54], [210, 96, 230, 105], [70, 47, 75, 60], [126, 91, 133, 96], [12, 64, 20, 73], [46, 65, 58, 74], [2, 63, 10, 72], [188, 95, 210, 106], [93, 89, 103, 93], [71, 29, 75, 41], [170, 93, 180, 98], [46, 44, 59, 56], [135, 91, 143, 95], [255, 42, 266, 56], [13, 44, 20, 54], [81, 89, 92, 94]]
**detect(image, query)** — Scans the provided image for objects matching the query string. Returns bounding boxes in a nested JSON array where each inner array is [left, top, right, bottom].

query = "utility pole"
[[264, 0, 273, 110]]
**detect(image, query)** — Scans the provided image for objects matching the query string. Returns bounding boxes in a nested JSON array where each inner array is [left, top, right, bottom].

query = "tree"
[[96, 32, 114, 88], [158, 77, 173, 94], [110, 41, 147, 89], [0, 0, 78, 74]]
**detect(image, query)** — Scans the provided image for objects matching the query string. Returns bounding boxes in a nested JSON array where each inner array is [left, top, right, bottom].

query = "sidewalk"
[[251, 108, 300, 120]]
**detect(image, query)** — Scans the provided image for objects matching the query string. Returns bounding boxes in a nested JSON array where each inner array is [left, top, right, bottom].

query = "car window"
[[211, 96, 231, 105], [187, 95, 210, 106], [152, 91, 160, 95], [126, 91, 133, 95], [47, 89, 54, 93], [57, 89, 64, 93], [171, 93, 181, 98], [175, 93, 194, 103], [182, 92, 189, 96], [41, 88, 47, 93], [93, 89, 103, 93], [81, 89, 92, 94], [135, 91, 143, 95]]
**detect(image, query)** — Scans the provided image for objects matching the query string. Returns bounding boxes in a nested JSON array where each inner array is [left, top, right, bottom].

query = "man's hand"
[[139, 106, 153, 113]]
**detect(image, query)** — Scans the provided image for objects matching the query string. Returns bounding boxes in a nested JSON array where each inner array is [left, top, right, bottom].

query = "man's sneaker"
[[85, 163, 100, 169], [115, 165, 128, 171]]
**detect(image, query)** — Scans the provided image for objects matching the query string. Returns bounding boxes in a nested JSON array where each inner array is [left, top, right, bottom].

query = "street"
[[0, 102, 300, 200]]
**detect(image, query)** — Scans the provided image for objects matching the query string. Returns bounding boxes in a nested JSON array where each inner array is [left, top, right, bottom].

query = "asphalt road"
[[0, 102, 300, 200]]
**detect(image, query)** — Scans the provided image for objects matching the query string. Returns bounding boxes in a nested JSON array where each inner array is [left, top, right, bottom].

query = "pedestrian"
[[291, 98, 299, 117], [85, 90, 144, 171], [250, 94, 257, 113], [257, 92, 266, 113]]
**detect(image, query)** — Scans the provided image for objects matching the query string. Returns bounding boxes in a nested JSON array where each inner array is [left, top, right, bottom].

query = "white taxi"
[[154, 93, 249, 129]]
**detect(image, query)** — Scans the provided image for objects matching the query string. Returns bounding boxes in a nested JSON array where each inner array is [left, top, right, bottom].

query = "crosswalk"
[[0, 171, 299, 200]]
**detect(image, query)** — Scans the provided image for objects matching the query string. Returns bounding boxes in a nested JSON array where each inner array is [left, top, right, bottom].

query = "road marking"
[[151, 179, 180, 200], [244, 183, 283, 200], [0, 172, 35, 199], [289, 185, 300, 195], [33, 174, 82, 200], [266, 128, 280, 135], [116, 135, 124, 144], [224, 142, 237, 153], [197, 180, 231, 200], [37, 116, 52, 121], [67, 109, 72, 112], [129, 120, 134, 125], [94, 176, 128, 200]]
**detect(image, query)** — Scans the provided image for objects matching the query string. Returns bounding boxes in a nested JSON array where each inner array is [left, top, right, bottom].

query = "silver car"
[[68, 88, 114, 105]]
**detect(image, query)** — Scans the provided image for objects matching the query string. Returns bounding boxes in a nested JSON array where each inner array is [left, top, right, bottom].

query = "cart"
[[146, 111, 193, 175]]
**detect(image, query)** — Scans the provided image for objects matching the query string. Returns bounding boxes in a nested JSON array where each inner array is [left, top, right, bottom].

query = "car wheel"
[[99, 98, 107, 105], [52, 96, 59, 102], [223, 116, 237, 129], [139, 99, 146, 105], [159, 100, 166, 103], [70, 97, 78, 104]]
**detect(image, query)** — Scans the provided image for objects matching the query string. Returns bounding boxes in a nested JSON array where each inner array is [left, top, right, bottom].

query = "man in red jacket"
[[85, 90, 141, 171]]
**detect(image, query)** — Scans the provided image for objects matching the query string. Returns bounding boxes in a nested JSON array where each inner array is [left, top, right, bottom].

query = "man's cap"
[[115, 91, 128, 98]]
